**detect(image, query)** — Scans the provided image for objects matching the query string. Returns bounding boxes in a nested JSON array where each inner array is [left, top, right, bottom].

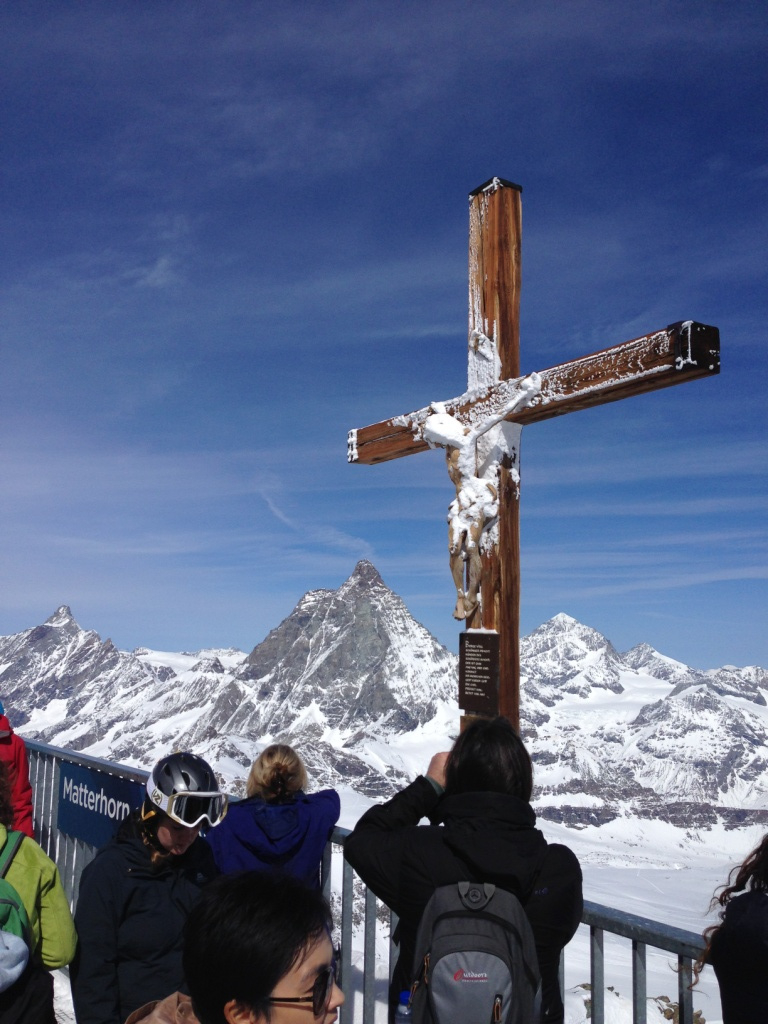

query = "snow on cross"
[[347, 177, 720, 731]]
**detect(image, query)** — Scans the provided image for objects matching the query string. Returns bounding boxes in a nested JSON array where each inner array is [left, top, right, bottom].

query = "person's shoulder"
[[302, 790, 341, 828], [7, 832, 54, 881], [83, 830, 144, 879], [724, 888, 768, 923], [306, 789, 341, 809], [17, 832, 53, 863], [538, 841, 583, 878], [125, 992, 199, 1024], [712, 890, 768, 961]]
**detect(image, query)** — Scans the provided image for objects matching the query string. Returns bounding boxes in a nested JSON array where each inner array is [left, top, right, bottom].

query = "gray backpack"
[[408, 882, 541, 1024]]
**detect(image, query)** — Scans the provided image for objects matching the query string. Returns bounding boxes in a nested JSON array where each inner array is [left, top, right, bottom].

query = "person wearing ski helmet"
[[70, 752, 227, 1024]]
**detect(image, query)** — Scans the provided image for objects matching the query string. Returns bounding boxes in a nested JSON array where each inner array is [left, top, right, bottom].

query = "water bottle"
[[394, 990, 412, 1022]]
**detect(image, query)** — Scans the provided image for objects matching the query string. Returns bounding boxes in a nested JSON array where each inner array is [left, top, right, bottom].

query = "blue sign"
[[58, 762, 145, 847]]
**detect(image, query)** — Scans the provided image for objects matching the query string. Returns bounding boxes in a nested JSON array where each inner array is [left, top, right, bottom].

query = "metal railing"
[[25, 738, 708, 1024]]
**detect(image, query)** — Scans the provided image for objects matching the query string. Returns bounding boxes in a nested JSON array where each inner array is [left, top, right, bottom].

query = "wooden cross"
[[348, 177, 720, 731]]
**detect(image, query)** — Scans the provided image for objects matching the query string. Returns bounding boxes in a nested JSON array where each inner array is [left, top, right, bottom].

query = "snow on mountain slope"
[[10, 585, 759, 1024], [518, 616, 768, 822], [5, 563, 455, 797], [3, 562, 768, 829]]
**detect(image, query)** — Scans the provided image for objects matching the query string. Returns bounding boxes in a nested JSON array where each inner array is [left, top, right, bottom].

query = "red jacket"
[[0, 715, 34, 838]]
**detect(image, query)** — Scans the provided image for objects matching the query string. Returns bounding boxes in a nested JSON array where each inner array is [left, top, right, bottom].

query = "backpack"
[[408, 881, 541, 1024], [0, 830, 33, 993]]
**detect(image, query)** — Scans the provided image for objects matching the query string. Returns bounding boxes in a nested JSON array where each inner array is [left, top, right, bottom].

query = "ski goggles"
[[148, 784, 228, 829], [268, 958, 339, 1017]]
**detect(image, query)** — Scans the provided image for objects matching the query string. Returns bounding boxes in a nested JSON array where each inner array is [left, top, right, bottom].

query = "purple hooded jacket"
[[203, 789, 340, 888]]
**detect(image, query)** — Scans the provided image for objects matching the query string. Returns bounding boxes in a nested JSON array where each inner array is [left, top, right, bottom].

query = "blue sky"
[[1, 1, 766, 669]]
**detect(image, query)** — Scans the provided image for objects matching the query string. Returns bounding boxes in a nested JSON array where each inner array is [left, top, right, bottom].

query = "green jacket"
[[0, 823, 77, 968]]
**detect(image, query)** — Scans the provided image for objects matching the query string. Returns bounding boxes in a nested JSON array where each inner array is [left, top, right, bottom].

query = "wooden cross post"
[[348, 177, 720, 732]]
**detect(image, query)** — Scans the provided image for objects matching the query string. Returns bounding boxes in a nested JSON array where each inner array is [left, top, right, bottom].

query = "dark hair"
[[444, 716, 533, 802], [183, 871, 332, 1024], [0, 762, 13, 829], [694, 833, 768, 983]]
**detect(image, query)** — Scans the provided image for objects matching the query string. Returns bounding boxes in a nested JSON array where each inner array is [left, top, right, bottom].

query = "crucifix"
[[347, 177, 720, 731]]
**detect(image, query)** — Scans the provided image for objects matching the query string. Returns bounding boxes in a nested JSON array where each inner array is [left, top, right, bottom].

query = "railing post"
[[632, 940, 647, 1024], [678, 956, 694, 1024], [339, 857, 354, 1024], [321, 837, 332, 901], [363, 887, 377, 1024], [29, 747, 44, 842], [590, 925, 604, 1024], [48, 755, 60, 861]]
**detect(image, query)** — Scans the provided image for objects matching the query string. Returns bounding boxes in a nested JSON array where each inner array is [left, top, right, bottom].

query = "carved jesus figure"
[[446, 444, 497, 620], [422, 371, 542, 622]]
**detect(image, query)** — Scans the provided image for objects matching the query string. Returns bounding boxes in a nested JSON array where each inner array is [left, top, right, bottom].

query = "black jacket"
[[344, 776, 583, 1024], [70, 813, 217, 1024], [709, 889, 768, 1024]]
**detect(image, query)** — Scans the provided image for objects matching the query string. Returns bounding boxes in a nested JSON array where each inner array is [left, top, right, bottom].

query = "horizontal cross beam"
[[348, 321, 719, 465]]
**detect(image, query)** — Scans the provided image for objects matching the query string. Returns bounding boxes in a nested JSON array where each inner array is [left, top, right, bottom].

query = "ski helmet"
[[146, 751, 228, 828]]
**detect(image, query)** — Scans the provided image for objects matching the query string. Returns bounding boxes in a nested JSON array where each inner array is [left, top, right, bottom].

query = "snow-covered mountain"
[[3, 561, 455, 797], [520, 613, 768, 829], [2, 563, 767, 831]]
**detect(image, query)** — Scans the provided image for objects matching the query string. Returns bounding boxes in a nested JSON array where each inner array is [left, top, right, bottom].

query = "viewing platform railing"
[[25, 738, 708, 1024]]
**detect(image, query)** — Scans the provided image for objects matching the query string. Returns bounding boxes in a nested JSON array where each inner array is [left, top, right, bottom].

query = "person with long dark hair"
[[695, 834, 768, 1022], [204, 744, 339, 888], [344, 716, 582, 1024], [70, 752, 227, 1024]]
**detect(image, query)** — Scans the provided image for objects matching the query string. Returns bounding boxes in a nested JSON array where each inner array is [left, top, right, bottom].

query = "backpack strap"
[[0, 831, 25, 879], [0, 831, 34, 958]]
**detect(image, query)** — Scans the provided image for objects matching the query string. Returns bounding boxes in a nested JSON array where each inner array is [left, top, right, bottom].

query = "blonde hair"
[[246, 744, 308, 802]]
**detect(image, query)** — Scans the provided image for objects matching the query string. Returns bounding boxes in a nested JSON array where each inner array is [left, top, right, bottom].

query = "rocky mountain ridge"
[[2, 563, 767, 828], [2, 562, 454, 798]]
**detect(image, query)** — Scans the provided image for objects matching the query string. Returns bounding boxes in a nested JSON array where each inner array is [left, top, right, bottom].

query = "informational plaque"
[[459, 631, 499, 716]]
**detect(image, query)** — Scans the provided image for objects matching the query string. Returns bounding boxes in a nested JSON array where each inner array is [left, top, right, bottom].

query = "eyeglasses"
[[267, 961, 338, 1017], [149, 787, 229, 829]]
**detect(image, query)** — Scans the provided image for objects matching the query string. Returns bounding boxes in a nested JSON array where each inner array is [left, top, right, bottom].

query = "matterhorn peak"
[[348, 560, 384, 586], [337, 559, 388, 597]]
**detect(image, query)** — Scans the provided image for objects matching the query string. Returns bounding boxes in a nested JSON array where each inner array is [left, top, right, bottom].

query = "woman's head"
[[444, 716, 533, 802], [183, 871, 343, 1024], [141, 750, 228, 860], [247, 745, 307, 803], [146, 751, 227, 827]]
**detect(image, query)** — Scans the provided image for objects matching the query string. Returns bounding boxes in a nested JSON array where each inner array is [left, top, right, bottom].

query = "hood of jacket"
[[0, 715, 13, 741], [431, 791, 548, 897], [218, 794, 316, 859]]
